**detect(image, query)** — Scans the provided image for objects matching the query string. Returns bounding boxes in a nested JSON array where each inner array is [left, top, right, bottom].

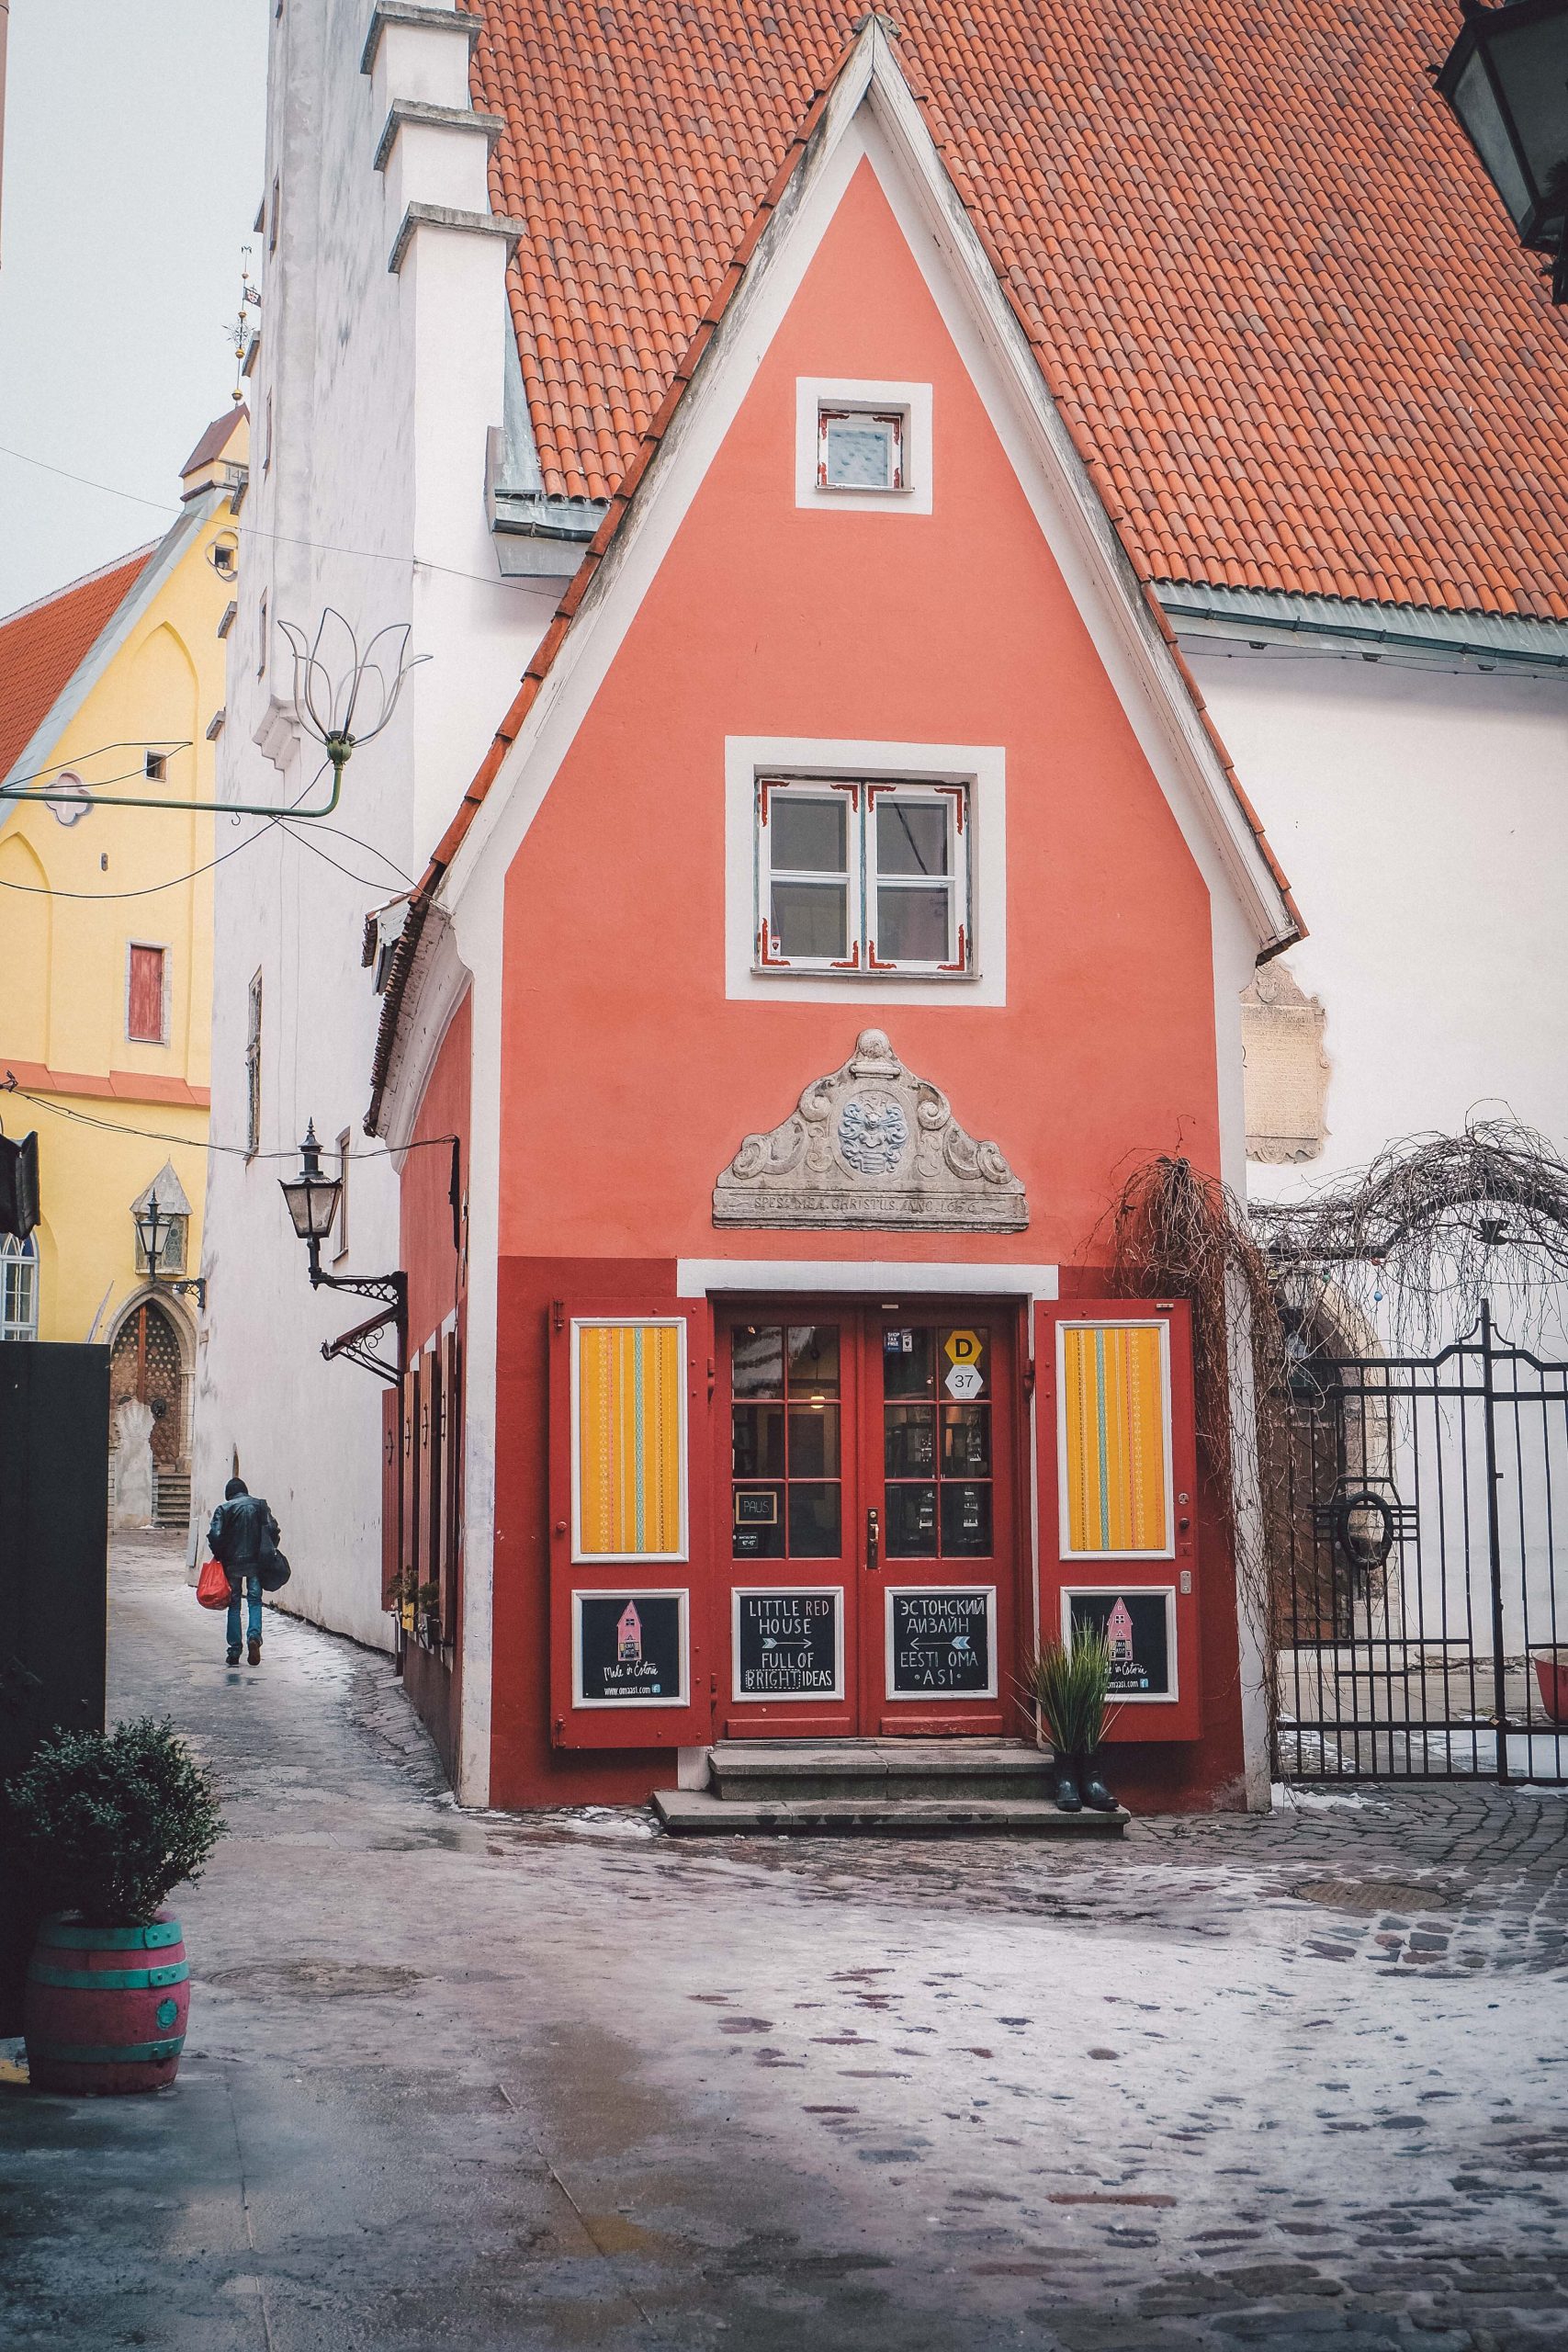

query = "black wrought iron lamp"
[[1438, 0, 1568, 301], [132, 1193, 206, 1310], [278, 1120, 406, 1384]]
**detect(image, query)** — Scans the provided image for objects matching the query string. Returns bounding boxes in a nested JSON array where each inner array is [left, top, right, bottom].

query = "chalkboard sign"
[[574, 1591, 686, 1706], [734, 1589, 841, 1699], [887, 1588, 995, 1698], [1066, 1588, 1174, 1699]]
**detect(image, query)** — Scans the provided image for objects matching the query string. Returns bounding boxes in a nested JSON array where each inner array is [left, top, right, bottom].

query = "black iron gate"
[[1273, 1304, 1568, 1783]]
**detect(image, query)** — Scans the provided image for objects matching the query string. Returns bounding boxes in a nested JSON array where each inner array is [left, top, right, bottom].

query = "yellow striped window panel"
[[574, 1321, 686, 1559], [1060, 1323, 1170, 1556]]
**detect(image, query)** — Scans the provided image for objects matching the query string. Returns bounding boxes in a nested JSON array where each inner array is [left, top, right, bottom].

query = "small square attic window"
[[818, 405, 904, 492]]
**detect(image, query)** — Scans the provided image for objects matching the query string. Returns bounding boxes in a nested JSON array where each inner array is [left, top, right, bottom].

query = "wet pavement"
[[3, 1531, 1567, 2351]]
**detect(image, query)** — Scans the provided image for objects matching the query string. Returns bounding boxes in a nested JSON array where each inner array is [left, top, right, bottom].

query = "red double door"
[[716, 1300, 1022, 1737]]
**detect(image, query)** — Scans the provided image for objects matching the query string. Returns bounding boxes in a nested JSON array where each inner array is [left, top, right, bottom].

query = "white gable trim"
[[432, 22, 1292, 956]]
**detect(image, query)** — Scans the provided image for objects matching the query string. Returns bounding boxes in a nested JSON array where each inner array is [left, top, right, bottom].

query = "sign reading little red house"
[[887, 1588, 996, 1698], [1066, 1589, 1176, 1699], [734, 1589, 842, 1700], [573, 1591, 688, 1705]]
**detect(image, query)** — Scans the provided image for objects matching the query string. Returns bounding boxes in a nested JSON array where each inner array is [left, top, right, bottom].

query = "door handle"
[[865, 1506, 880, 1573]]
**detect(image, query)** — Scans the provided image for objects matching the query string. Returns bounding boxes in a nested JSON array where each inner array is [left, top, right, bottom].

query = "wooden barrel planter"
[[23, 1914, 189, 2095]]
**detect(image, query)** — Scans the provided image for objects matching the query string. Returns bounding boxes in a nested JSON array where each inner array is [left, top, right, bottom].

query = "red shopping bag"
[[197, 1555, 231, 1611]]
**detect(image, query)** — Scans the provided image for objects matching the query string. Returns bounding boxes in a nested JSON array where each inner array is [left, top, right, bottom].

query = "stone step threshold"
[[652, 1789, 1129, 1838]]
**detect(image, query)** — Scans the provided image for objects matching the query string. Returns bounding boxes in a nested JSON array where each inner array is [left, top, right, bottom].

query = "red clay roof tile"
[[468, 0, 1568, 617], [0, 548, 157, 791]]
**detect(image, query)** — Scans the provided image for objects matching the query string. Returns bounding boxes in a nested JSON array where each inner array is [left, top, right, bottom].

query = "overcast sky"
[[0, 2, 269, 616]]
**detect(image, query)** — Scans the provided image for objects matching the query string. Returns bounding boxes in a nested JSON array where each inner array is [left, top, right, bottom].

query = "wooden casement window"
[[127, 944, 167, 1044], [817, 404, 905, 491], [244, 971, 263, 1159], [756, 778, 971, 975]]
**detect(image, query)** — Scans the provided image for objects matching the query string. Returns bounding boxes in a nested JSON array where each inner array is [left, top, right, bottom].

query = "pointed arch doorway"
[[108, 1292, 191, 1526]]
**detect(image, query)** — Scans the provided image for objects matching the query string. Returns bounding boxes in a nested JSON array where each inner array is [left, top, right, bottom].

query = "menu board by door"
[[886, 1587, 997, 1699], [733, 1589, 843, 1700]]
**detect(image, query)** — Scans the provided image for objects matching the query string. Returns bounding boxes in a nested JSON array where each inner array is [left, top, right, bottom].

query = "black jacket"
[[208, 1495, 280, 1575]]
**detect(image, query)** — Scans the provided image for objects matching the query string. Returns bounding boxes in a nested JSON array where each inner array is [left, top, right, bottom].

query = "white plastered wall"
[[192, 0, 555, 1667]]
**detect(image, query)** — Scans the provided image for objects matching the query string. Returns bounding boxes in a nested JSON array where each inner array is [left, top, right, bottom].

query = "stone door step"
[[708, 1736, 1059, 1804], [652, 1788, 1128, 1838]]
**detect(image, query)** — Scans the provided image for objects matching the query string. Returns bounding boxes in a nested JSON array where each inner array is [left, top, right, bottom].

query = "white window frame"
[[795, 378, 933, 514], [755, 775, 971, 978], [125, 941, 170, 1046], [726, 736, 1006, 1006], [1, 1236, 39, 1342]]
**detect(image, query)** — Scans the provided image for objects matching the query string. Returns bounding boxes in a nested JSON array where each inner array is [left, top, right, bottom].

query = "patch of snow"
[[1271, 1781, 1374, 1812]]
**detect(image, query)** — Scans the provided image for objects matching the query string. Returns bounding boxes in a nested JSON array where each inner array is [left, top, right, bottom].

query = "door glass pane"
[[732, 1404, 785, 1477], [886, 1483, 938, 1556], [882, 1326, 933, 1397], [772, 880, 847, 960], [885, 1404, 936, 1479], [942, 1404, 991, 1476], [733, 1484, 785, 1560], [787, 1325, 840, 1394], [876, 798, 949, 876], [732, 1326, 784, 1397], [788, 1483, 841, 1558], [941, 1482, 992, 1557], [876, 884, 950, 963], [773, 797, 846, 874], [824, 413, 895, 488], [788, 1404, 840, 1478]]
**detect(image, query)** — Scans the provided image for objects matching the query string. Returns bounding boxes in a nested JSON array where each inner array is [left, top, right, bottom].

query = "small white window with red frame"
[[755, 778, 971, 977], [817, 405, 905, 492]]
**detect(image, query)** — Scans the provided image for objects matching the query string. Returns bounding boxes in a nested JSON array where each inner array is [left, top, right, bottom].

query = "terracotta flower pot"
[[1533, 1653, 1568, 1726]]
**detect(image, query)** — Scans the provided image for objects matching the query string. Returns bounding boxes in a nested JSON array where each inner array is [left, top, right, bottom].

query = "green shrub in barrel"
[[1, 1717, 225, 2094]]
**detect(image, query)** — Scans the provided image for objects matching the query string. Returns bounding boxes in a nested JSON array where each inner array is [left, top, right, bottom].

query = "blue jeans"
[[226, 1575, 263, 1654]]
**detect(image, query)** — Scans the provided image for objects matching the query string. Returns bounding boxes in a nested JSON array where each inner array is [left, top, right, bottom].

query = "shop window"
[[756, 778, 970, 976], [127, 944, 167, 1044], [1, 1236, 39, 1342]]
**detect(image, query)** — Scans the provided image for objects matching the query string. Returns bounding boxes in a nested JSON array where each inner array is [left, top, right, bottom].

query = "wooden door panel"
[[717, 1306, 860, 1737]]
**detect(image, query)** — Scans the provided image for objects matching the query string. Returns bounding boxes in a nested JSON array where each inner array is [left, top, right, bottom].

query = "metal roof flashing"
[[1159, 584, 1568, 678]]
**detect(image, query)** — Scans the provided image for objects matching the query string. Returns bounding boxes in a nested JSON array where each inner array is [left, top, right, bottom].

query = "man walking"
[[208, 1476, 280, 1667]]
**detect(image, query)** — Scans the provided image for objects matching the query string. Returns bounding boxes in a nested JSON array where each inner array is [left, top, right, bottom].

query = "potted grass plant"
[[1, 1716, 225, 2095], [1027, 1632, 1120, 1815]]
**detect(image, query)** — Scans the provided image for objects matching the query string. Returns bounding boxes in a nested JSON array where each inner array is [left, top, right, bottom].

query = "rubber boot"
[[1054, 1757, 1082, 1812], [1080, 1752, 1118, 1812]]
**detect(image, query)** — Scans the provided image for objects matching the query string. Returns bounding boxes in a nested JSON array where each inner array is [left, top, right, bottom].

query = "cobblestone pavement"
[[2, 1532, 1566, 2352]]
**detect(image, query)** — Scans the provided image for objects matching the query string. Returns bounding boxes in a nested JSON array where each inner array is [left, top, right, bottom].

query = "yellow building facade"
[[0, 411, 245, 1523]]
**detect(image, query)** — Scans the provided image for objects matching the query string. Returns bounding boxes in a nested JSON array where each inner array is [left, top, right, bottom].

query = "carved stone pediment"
[[714, 1030, 1028, 1231]]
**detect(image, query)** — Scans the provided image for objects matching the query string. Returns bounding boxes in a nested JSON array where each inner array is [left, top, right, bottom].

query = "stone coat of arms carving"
[[713, 1029, 1028, 1231]]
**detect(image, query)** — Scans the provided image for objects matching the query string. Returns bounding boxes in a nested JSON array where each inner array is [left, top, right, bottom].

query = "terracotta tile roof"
[[0, 547, 157, 789], [469, 0, 1568, 620]]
